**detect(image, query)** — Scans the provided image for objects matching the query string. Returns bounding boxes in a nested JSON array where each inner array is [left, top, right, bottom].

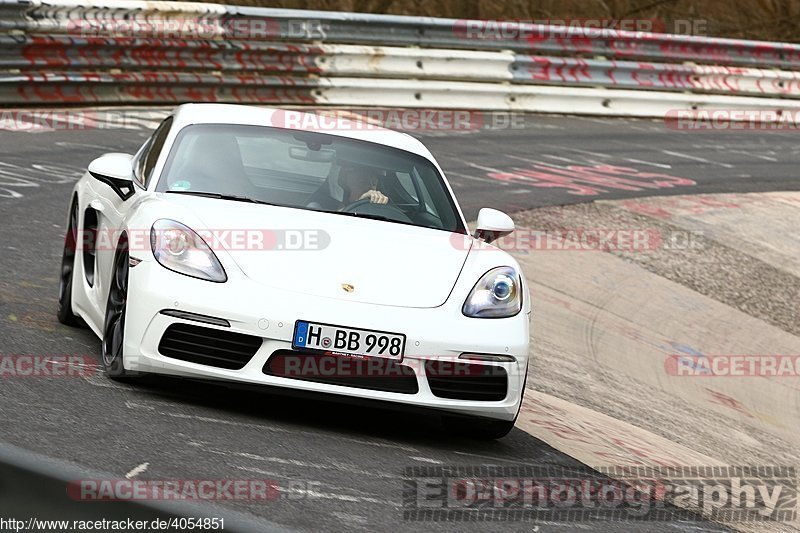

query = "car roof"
[[171, 103, 437, 161]]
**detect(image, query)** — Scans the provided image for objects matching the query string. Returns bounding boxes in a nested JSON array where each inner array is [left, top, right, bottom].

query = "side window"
[[131, 138, 151, 188], [141, 117, 173, 187], [412, 166, 442, 218]]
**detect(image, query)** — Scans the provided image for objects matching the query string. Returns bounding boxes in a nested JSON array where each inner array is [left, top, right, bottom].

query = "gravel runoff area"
[[508, 193, 800, 477], [512, 197, 800, 338]]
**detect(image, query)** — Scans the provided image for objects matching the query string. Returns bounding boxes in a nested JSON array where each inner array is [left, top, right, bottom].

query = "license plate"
[[292, 321, 405, 359]]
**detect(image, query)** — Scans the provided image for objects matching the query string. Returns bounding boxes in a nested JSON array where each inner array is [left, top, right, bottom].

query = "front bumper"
[[124, 259, 530, 421]]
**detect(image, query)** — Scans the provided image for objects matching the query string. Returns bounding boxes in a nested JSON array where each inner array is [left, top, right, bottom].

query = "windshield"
[[155, 124, 465, 233]]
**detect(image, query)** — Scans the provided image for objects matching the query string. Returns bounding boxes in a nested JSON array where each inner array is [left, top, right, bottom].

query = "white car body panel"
[[170, 195, 471, 308]]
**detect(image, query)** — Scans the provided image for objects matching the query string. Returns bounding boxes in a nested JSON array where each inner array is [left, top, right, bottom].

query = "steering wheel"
[[341, 199, 414, 223]]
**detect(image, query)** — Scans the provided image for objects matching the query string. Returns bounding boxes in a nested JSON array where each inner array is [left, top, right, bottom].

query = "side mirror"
[[88, 153, 136, 200], [474, 208, 514, 244]]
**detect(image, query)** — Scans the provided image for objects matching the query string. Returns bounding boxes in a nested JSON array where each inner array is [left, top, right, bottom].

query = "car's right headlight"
[[462, 266, 521, 318], [150, 219, 227, 282]]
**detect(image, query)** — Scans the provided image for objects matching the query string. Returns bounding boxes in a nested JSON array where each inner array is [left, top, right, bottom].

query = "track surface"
[[2, 111, 798, 531]]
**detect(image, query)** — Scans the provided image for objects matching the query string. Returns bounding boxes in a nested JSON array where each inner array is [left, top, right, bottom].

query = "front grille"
[[264, 350, 419, 394], [158, 323, 262, 370], [426, 361, 508, 401]]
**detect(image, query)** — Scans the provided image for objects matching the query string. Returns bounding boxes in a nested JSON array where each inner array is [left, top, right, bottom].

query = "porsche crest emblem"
[[341, 283, 355, 293]]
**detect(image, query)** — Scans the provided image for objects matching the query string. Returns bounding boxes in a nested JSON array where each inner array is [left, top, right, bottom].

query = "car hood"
[[169, 196, 471, 308]]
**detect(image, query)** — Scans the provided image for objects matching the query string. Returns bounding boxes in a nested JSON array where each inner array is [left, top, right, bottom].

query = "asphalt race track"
[[1, 110, 798, 531], [2, 112, 799, 217]]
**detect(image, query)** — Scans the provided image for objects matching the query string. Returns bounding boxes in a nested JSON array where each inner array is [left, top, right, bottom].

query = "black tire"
[[57, 199, 83, 327], [101, 239, 139, 381]]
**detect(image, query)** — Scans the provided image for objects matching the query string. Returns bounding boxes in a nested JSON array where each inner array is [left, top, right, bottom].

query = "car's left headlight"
[[462, 266, 521, 318], [150, 219, 227, 282]]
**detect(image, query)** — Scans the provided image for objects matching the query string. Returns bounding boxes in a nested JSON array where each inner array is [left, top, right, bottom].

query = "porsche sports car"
[[58, 104, 530, 438]]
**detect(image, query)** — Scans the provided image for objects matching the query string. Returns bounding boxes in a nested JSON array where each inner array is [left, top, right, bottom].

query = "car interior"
[[158, 125, 460, 231]]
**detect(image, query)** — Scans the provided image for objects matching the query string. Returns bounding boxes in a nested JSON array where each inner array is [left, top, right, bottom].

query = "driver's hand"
[[359, 190, 389, 204]]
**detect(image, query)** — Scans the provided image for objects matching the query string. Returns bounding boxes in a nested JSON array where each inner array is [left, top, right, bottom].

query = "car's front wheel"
[[101, 239, 138, 381], [57, 200, 83, 326]]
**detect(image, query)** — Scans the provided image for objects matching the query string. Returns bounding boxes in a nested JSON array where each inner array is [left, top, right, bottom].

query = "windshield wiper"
[[165, 190, 280, 206], [313, 208, 420, 228]]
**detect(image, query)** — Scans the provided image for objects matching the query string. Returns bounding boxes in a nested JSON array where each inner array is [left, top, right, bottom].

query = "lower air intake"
[[264, 350, 419, 394], [426, 361, 508, 401], [158, 323, 262, 370]]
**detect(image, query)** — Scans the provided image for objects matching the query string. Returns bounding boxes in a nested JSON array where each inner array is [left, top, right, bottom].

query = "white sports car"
[[58, 104, 530, 438]]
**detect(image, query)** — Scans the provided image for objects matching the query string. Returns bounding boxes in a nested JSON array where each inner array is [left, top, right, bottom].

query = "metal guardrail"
[[230, 6, 800, 71], [3, 0, 800, 116], [510, 56, 800, 97]]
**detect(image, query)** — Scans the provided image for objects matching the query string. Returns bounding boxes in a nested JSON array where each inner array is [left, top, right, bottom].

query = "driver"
[[307, 162, 389, 211]]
